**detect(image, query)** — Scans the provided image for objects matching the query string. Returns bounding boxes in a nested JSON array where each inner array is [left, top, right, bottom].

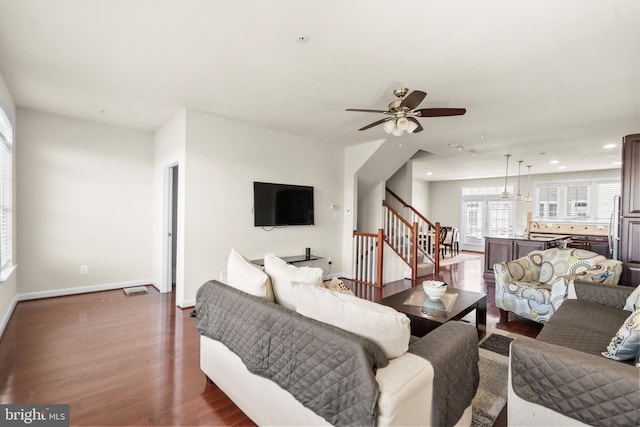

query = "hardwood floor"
[[0, 252, 541, 426]]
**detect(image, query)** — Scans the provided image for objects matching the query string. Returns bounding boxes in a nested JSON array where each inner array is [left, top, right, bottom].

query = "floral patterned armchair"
[[494, 248, 623, 324]]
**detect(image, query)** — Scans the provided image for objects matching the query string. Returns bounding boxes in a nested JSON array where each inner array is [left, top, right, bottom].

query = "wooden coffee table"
[[378, 286, 486, 338]]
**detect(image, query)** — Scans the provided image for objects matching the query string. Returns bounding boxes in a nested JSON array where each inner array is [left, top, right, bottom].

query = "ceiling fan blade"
[[358, 117, 393, 131], [408, 117, 423, 133], [400, 90, 427, 110], [414, 108, 467, 117], [346, 108, 388, 113]]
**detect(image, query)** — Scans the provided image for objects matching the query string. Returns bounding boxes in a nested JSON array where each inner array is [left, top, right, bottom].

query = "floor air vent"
[[123, 286, 149, 296]]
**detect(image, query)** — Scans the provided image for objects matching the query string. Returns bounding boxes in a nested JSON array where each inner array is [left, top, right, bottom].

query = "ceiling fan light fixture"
[[383, 119, 396, 134], [407, 120, 419, 134], [392, 126, 403, 137], [396, 117, 409, 131]]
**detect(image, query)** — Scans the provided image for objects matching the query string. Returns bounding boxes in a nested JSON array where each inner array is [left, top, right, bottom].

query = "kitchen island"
[[483, 234, 570, 278]]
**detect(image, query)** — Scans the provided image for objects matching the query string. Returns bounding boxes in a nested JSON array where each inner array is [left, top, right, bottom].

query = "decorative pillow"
[[263, 253, 323, 311], [323, 277, 354, 295], [601, 308, 640, 361], [294, 282, 410, 359], [624, 285, 640, 312], [226, 249, 274, 302]]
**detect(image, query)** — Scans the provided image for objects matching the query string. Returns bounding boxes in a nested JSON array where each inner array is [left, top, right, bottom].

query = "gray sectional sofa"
[[508, 281, 639, 426]]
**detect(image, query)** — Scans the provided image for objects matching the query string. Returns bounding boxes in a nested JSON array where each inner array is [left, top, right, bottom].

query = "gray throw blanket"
[[195, 280, 388, 426], [409, 322, 480, 426]]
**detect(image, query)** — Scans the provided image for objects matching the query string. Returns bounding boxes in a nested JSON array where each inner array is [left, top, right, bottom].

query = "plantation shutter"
[[0, 106, 12, 271], [594, 181, 621, 221], [536, 184, 559, 219], [566, 184, 589, 219]]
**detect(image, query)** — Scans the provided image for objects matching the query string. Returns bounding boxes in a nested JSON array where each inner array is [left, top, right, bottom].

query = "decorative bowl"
[[422, 280, 447, 300]]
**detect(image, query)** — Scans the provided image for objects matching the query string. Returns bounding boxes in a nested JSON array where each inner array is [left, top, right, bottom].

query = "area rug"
[[440, 252, 483, 266], [471, 333, 514, 427]]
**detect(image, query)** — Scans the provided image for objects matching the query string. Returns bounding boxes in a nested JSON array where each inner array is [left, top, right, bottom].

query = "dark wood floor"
[[0, 252, 541, 426]]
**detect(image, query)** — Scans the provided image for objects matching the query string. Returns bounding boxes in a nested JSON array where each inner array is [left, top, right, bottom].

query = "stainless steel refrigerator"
[[609, 195, 621, 260]]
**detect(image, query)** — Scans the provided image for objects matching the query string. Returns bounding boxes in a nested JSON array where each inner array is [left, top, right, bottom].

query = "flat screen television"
[[253, 182, 314, 226]]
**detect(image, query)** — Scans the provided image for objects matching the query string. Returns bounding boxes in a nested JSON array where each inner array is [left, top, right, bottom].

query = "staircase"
[[352, 188, 441, 293]]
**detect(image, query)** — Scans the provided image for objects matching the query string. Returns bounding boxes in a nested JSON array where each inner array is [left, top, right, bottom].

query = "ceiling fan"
[[346, 87, 466, 136]]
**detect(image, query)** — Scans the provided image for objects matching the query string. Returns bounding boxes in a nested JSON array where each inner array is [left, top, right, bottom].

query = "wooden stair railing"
[[382, 201, 419, 282], [385, 187, 440, 274], [352, 229, 384, 299]]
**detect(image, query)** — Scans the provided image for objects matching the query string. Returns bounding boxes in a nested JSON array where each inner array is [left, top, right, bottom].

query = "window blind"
[[536, 184, 559, 219], [0, 105, 12, 272], [566, 184, 589, 218]]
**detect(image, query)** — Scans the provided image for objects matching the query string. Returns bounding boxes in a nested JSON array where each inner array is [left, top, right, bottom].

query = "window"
[[565, 183, 589, 219], [0, 102, 13, 280], [536, 184, 559, 220], [594, 181, 621, 221], [534, 179, 620, 222], [461, 185, 515, 250]]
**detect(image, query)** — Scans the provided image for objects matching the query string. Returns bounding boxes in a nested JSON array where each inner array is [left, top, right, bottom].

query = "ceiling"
[[1, 0, 639, 181]]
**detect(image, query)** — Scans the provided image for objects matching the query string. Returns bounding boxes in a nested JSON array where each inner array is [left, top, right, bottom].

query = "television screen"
[[253, 182, 315, 226]]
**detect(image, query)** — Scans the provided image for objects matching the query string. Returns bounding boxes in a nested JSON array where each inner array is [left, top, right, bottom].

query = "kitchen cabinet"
[[621, 134, 640, 284], [483, 236, 568, 278], [566, 235, 610, 257], [622, 134, 640, 217], [620, 218, 640, 285]]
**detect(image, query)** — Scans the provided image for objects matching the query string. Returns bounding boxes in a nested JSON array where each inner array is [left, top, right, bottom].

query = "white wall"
[[357, 182, 384, 234], [16, 109, 154, 295], [0, 72, 17, 336], [386, 162, 413, 204], [412, 178, 430, 218], [152, 111, 186, 302], [181, 110, 343, 304], [341, 140, 384, 275]]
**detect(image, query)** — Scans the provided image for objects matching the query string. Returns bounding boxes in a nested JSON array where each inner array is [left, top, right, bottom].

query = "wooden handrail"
[[382, 200, 412, 228], [386, 187, 436, 229]]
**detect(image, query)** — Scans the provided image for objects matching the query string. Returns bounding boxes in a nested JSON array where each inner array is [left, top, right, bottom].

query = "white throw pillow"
[[294, 282, 411, 359], [601, 308, 640, 361], [624, 285, 640, 312], [226, 249, 274, 302], [263, 253, 323, 310]]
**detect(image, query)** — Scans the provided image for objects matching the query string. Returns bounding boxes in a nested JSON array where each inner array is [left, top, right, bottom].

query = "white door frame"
[[161, 162, 179, 293]]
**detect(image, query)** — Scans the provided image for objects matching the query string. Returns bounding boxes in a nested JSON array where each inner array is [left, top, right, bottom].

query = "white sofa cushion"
[[227, 248, 274, 302], [601, 308, 640, 361], [294, 283, 411, 359], [263, 253, 323, 310], [624, 285, 640, 312]]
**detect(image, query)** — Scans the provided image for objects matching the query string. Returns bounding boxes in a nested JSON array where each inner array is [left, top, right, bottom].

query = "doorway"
[[164, 164, 179, 293], [461, 196, 513, 251]]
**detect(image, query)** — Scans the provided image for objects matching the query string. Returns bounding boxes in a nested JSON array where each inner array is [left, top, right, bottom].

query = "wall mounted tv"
[[253, 182, 315, 227]]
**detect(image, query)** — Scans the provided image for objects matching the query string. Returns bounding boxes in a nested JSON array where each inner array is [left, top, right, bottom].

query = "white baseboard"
[[178, 298, 195, 308], [17, 279, 158, 301], [0, 294, 18, 339]]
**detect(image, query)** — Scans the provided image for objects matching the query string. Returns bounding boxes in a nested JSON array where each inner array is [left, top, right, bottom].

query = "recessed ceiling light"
[[612, 161, 622, 166], [426, 172, 433, 176], [468, 149, 477, 155], [297, 35, 309, 43], [603, 143, 617, 149], [549, 160, 559, 164], [558, 166, 567, 170]]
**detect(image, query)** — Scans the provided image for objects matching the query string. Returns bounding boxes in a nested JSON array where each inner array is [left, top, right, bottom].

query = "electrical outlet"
[[80, 265, 88, 274]]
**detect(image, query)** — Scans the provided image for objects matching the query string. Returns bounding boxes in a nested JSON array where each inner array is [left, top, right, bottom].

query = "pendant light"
[[502, 154, 511, 198], [515, 160, 523, 201], [523, 165, 533, 202]]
